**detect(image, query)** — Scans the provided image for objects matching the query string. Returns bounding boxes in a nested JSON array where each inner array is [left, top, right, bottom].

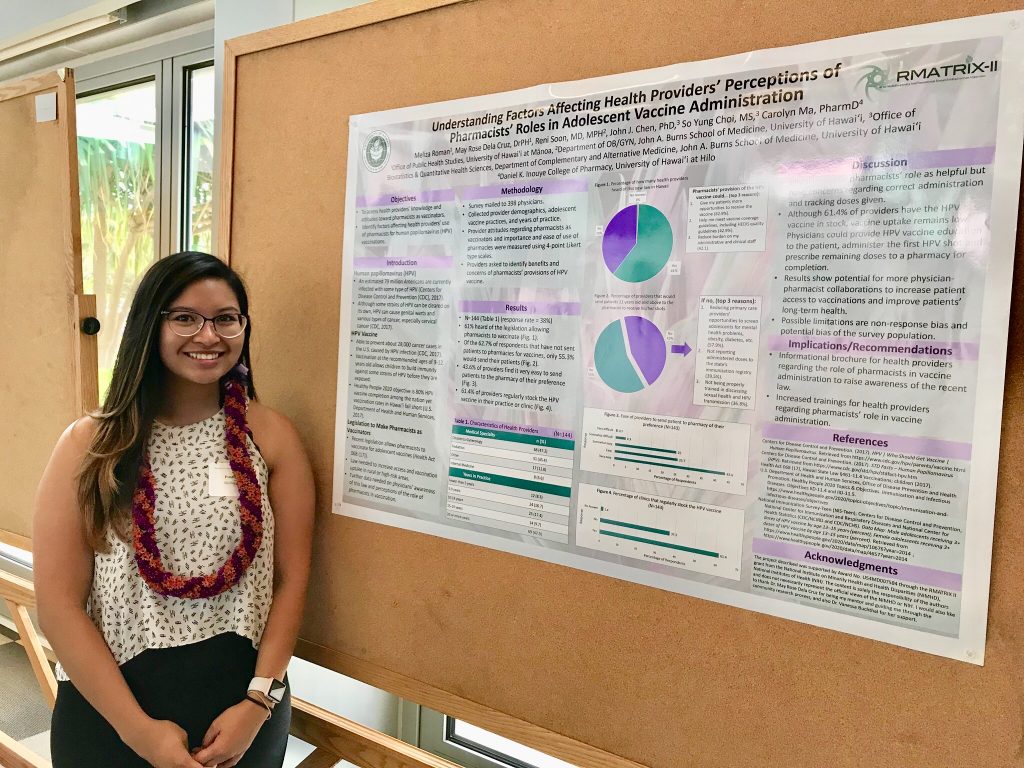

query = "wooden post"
[[295, 750, 341, 768], [289, 697, 463, 768], [3, 600, 56, 710], [0, 729, 50, 768]]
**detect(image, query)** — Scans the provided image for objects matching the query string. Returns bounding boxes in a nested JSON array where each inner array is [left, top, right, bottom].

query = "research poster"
[[334, 14, 1024, 662]]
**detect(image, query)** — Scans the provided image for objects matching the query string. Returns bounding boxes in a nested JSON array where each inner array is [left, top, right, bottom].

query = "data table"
[[445, 424, 574, 543]]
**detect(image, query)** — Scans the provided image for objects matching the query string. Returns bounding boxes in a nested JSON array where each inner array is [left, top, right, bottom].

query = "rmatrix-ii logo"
[[858, 56, 999, 99], [858, 65, 890, 99], [895, 55, 999, 84], [363, 131, 391, 172]]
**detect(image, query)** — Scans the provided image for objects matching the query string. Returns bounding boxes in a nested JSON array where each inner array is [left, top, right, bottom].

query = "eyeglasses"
[[161, 310, 248, 339]]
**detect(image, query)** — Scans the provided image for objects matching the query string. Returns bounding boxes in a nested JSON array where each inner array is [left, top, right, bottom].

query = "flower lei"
[[132, 367, 263, 599]]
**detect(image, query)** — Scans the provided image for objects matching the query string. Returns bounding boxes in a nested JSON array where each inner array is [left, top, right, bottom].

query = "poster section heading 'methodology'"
[[333, 13, 1024, 662]]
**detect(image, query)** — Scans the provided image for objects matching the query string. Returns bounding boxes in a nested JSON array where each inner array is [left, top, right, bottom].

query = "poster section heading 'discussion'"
[[334, 13, 1024, 663]]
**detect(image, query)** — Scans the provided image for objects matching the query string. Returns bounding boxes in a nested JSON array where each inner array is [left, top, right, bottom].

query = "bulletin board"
[[0, 69, 96, 549], [219, 2, 1024, 766]]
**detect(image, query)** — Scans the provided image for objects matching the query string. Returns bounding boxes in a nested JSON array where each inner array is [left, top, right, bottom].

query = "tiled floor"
[[0, 632, 52, 758], [19, 729, 51, 759]]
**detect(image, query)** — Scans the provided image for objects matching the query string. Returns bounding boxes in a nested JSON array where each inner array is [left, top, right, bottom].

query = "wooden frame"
[[0, 572, 55, 710], [0, 730, 48, 768], [295, 640, 647, 768], [291, 698, 463, 768], [0, 532, 32, 555], [0, 572, 52, 768], [53, 69, 96, 419], [0, 69, 96, 419], [216, 0, 463, 261], [0, 68, 97, 546]]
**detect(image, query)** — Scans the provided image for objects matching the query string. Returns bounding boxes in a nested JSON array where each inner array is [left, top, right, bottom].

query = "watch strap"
[[248, 675, 287, 704]]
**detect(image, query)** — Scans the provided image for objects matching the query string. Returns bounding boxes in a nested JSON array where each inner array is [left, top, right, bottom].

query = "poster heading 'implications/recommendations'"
[[334, 13, 1024, 663]]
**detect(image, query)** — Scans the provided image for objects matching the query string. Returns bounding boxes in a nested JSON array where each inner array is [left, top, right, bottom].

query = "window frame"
[[416, 707, 577, 768], [171, 50, 215, 252], [76, 62, 165, 258], [74, 30, 214, 259]]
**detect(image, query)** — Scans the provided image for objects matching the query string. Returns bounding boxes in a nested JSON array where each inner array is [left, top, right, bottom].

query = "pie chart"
[[594, 317, 667, 393], [602, 204, 673, 282]]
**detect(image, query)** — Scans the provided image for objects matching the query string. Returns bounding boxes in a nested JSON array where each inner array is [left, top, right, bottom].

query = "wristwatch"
[[247, 676, 287, 710]]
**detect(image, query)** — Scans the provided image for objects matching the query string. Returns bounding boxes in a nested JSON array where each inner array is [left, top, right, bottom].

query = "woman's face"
[[159, 278, 245, 387]]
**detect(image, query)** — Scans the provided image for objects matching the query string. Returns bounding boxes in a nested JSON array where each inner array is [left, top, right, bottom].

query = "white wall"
[[211, 0, 373, 206], [293, 0, 372, 21], [0, 0, 134, 48], [211, 0, 291, 249]]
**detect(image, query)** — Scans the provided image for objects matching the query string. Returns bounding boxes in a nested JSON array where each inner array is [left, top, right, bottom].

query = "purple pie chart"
[[602, 204, 674, 282], [594, 316, 667, 393]]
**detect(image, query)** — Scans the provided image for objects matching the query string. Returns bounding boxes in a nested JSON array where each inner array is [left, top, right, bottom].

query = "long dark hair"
[[78, 252, 256, 550]]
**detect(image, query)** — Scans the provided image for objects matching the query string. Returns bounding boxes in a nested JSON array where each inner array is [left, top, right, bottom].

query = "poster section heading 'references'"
[[333, 13, 1024, 663]]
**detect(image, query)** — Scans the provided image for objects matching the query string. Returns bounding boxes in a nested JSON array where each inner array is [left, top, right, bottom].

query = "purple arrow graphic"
[[671, 343, 692, 356]]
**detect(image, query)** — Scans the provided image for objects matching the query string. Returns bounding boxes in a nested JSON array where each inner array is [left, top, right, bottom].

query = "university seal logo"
[[362, 131, 391, 172]]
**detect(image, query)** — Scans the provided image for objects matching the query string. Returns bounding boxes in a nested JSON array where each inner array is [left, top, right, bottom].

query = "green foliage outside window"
[[187, 117, 215, 253], [78, 136, 156, 400]]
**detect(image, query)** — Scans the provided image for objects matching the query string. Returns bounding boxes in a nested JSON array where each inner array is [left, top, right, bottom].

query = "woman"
[[33, 252, 314, 768]]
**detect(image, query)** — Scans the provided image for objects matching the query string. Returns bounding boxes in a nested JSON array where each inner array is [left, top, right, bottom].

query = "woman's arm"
[[33, 419, 203, 768], [195, 404, 314, 767], [250, 406, 316, 680]]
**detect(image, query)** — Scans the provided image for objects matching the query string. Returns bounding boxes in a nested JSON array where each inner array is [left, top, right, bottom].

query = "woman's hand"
[[123, 718, 204, 768], [192, 700, 268, 767]]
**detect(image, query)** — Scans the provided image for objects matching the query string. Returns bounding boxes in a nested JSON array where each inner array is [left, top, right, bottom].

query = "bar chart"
[[580, 408, 749, 494], [576, 483, 743, 578]]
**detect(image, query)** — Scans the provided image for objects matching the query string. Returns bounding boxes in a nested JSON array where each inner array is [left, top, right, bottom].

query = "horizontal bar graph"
[[581, 408, 749, 494], [599, 517, 671, 536], [614, 443, 676, 454], [599, 529, 720, 558], [578, 483, 743, 579]]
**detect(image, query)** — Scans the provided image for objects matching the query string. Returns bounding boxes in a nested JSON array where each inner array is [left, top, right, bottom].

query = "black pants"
[[50, 633, 290, 767]]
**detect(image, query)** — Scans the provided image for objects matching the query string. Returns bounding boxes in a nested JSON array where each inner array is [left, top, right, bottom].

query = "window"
[[0, 543, 32, 570], [182, 63, 215, 252], [75, 35, 214, 399], [418, 709, 578, 768], [78, 72, 160, 397]]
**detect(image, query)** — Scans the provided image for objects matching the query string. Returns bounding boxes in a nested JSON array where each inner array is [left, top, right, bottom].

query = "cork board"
[[0, 70, 96, 549], [221, 2, 1024, 766]]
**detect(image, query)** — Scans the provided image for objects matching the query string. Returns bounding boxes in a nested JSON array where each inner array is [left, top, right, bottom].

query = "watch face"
[[269, 679, 287, 703]]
